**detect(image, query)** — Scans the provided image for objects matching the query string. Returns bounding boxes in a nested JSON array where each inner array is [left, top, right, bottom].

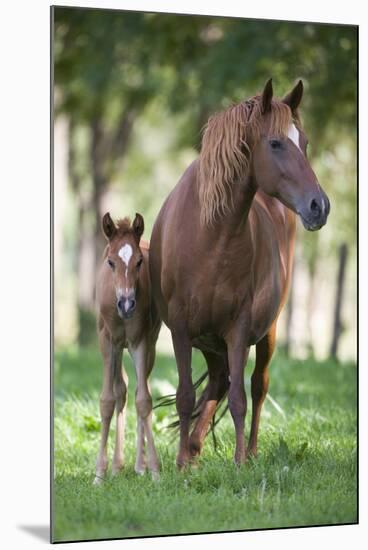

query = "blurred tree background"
[[53, 7, 357, 361]]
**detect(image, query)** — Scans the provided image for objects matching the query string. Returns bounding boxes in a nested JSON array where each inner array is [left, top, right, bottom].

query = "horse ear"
[[132, 212, 144, 242], [261, 78, 273, 114], [102, 212, 117, 241], [282, 79, 304, 112]]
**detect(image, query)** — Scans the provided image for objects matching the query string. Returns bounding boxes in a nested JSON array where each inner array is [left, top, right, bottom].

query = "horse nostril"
[[130, 299, 136, 311], [310, 198, 321, 217], [117, 299, 124, 311]]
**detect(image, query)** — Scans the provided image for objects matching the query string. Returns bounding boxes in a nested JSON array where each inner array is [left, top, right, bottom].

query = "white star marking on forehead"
[[288, 123, 301, 152], [118, 243, 133, 266]]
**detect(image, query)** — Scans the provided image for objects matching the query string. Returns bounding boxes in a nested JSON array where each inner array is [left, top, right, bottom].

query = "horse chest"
[[176, 256, 284, 345]]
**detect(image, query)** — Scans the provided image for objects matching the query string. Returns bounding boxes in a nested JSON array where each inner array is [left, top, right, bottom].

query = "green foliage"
[[54, 8, 357, 147], [77, 308, 97, 348], [53, 347, 357, 542], [53, 7, 357, 356]]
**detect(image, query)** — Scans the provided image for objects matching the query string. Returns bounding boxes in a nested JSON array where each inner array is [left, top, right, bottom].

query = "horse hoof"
[[233, 452, 247, 466], [246, 448, 258, 460], [176, 460, 189, 471], [189, 439, 201, 457]]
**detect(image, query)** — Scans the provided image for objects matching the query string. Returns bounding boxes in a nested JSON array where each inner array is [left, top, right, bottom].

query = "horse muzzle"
[[298, 190, 330, 231]]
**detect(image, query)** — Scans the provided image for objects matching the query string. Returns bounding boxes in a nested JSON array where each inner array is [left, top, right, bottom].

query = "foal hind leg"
[[94, 328, 119, 484], [189, 351, 229, 458], [130, 341, 160, 479], [247, 322, 276, 457], [112, 357, 128, 476]]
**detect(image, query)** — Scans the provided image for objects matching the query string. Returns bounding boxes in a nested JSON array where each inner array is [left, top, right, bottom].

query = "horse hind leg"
[[247, 322, 276, 457], [189, 351, 230, 458]]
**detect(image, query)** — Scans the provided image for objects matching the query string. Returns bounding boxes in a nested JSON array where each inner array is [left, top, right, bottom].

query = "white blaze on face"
[[288, 123, 301, 152], [118, 243, 133, 293], [119, 243, 133, 266]]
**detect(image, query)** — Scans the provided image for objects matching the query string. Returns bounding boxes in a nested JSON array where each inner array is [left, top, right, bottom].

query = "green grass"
[[53, 347, 357, 542]]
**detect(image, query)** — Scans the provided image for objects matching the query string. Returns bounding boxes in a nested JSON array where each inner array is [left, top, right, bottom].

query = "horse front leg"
[[247, 322, 276, 457], [171, 327, 195, 469], [226, 323, 250, 466]]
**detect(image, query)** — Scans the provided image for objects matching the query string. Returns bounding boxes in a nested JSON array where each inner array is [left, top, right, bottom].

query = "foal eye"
[[107, 259, 115, 269], [136, 258, 143, 268], [269, 139, 282, 150]]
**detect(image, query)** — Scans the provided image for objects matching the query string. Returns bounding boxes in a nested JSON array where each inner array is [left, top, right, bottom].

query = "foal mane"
[[115, 217, 133, 237], [198, 95, 296, 226]]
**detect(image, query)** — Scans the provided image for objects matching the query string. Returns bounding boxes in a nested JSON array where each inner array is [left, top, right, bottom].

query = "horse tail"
[[153, 370, 229, 450], [153, 370, 208, 412]]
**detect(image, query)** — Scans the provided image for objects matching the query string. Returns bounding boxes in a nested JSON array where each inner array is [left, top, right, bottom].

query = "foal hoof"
[[135, 465, 146, 476], [93, 474, 105, 486], [151, 470, 160, 482], [111, 467, 123, 477]]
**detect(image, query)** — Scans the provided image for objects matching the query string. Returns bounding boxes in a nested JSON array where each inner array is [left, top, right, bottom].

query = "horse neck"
[[212, 175, 257, 237]]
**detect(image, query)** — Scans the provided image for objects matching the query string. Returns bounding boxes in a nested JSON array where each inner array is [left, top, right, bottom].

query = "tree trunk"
[[90, 109, 138, 278], [68, 119, 96, 345], [91, 117, 108, 278], [330, 243, 348, 360]]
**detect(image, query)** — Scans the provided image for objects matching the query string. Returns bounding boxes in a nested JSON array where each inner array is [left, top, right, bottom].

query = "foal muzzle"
[[117, 295, 136, 319]]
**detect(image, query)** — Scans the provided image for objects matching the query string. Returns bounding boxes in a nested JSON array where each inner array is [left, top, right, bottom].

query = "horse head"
[[251, 79, 330, 231]]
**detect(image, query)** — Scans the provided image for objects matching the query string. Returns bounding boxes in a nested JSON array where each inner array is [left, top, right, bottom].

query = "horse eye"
[[137, 258, 143, 269], [270, 139, 282, 150], [107, 259, 115, 269]]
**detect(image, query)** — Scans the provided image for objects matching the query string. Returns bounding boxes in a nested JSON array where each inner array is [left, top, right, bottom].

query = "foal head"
[[251, 79, 330, 231], [102, 212, 145, 319]]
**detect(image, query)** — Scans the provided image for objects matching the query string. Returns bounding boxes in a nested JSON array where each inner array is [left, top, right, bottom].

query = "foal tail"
[[153, 371, 229, 449]]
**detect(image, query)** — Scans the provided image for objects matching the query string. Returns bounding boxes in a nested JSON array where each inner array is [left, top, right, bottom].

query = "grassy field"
[[52, 346, 357, 542]]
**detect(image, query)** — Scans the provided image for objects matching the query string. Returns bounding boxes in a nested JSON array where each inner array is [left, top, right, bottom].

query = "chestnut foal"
[[94, 212, 161, 484]]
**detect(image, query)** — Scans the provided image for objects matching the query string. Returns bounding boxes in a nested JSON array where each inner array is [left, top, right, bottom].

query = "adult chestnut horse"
[[149, 79, 330, 468]]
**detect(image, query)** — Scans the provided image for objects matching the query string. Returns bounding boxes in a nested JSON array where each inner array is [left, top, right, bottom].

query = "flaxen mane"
[[198, 95, 298, 225]]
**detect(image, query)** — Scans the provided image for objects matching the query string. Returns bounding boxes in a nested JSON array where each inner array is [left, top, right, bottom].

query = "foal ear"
[[132, 212, 144, 242], [102, 212, 117, 240], [282, 79, 304, 112], [261, 78, 273, 114]]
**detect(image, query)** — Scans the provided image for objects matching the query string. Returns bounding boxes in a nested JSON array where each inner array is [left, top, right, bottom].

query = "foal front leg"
[[94, 329, 120, 484]]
